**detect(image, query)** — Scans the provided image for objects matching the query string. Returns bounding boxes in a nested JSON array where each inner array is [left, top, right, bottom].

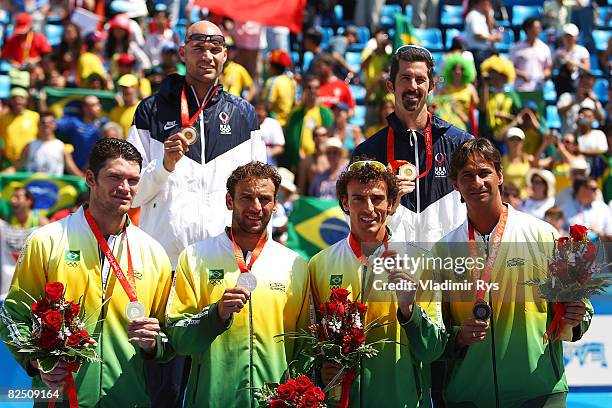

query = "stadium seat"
[[592, 30, 612, 51], [593, 78, 609, 103], [441, 5, 464, 27], [0, 59, 11, 74], [431, 52, 445, 70], [511, 5, 543, 27], [303, 51, 314, 72], [590, 54, 604, 77], [349, 105, 366, 127], [596, 7, 611, 28], [405, 5, 413, 22], [496, 30, 516, 52], [334, 4, 343, 21], [546, 105, 561, 129], [380, 4, 403, 27], [356, 26, 370, 45], [45, 24, 64, 47], [345, 51, 362, 72], [0, 75, 9, 99], [350, 84, 366, 105], [320, 27, 334, 49], [445, 28, 462, 50], [543, 80, 557, 104], [413, 28, 444, 51]]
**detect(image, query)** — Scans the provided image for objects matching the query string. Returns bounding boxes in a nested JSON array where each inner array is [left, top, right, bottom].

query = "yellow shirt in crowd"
[[110, 103, 140, 138], [0, 109, 39, 164], [263, 74, 296, 126], [77, 52, 107, 84], [221, 61, 253, 98]]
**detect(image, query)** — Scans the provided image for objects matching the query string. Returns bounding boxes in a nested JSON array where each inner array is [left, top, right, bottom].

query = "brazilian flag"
[[0, 172, 88, 218], [286, 197, 350, 260], [40, 87, 118, 119], [393, 12, 419, 52]]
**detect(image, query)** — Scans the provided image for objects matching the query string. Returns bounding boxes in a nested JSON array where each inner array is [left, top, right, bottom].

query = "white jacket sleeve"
[[128, 124, 172, 207], [250, 128, 267, 163]]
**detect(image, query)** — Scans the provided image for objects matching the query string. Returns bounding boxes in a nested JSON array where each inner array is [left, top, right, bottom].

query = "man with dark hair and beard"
[[352, 45, 473, 406], [166, 162, 310, 407]]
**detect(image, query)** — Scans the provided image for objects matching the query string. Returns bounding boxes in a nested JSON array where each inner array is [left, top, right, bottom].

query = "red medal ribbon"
[[84, 209, 136, 302], [468, 205, 508, 302], [544, 302, 567, 343], [229, 228, 267, 273], [348, 229, 389, 264], [180, 84, 219, 128], [338, 368, 356, 408], [48, 362, 79, 408], [386, 113, 433, 175]]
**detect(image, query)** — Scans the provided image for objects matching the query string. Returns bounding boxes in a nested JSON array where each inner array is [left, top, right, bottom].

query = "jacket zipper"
[[411, 130, 421, 214], [249, 297, 254, 407], [482, 235, 500, 408], [359, 264, 367, 407]]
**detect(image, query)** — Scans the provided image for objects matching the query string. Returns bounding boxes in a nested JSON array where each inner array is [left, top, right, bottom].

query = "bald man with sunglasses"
[[127, 20, 266, 406]]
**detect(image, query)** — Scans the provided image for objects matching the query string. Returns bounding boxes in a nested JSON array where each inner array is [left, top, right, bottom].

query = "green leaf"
[[38, 357, 58, 373]]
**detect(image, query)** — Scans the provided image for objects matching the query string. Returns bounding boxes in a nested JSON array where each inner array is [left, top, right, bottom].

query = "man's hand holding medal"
[[163, 133, 190, 172]]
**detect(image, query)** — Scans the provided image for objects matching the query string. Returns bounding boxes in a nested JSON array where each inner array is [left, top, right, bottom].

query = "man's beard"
[[401, 92, 421, 111], [235, 213, 271, 236]]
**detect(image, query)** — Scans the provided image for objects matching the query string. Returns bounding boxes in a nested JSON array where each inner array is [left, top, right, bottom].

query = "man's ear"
[[85, 169, 96, 189], [385, 79, 394, 94], [178, 45, 186, 63], [226, 192, 233, 211], [339, 196, 350, 215]]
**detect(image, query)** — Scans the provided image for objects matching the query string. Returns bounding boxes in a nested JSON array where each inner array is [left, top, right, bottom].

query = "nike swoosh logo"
[[164, 122, 176, 130]]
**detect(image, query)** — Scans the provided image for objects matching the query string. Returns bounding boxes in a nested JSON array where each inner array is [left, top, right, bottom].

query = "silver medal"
[[125, 300, 145, 321], [236, 272, 257, 292]]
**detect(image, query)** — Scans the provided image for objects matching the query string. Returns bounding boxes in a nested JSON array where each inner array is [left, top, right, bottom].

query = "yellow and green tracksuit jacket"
[[166, 232, 310, 408], [309, 237, 447, 408], [0, 207, 173, 407], [432, 205, 593, 407]]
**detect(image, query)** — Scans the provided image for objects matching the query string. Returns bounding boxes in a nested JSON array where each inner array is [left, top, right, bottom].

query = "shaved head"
[[186, 20, 223, 40], [180, 20, 227, 91]]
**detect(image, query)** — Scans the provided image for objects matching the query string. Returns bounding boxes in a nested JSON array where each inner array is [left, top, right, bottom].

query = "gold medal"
[[398, 163, 417, 181], [180, 126, 198, 145]]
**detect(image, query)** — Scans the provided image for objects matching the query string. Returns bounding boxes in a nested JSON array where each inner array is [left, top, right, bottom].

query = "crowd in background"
[[0, 0, 611, 268]]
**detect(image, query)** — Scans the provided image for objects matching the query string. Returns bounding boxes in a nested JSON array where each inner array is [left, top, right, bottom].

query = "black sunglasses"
[[186, 34, 226, 47]]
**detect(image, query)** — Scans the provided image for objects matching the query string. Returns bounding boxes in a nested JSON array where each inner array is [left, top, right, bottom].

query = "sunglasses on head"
[[185, 33, 226, 47], [348, 160, 387, 173], [394, 44, 434, 63]]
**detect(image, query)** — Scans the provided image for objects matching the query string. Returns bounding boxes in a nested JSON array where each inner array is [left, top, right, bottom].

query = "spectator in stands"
[[544, 205, 567, 235], [313, 54, 356, 113], [221, 39, 257, 101], [354, 0, 385, 31], [554, 158, 602, 206], [365, 99, 394, 139], [77, 31, 111, 89], [464, 0, 503, 72], [599, 37, 612, 77], [362, 28, 392, 129], [510, 18, 552, 92], [105, 13, 151, 73], [557, 70, 604, 135], [575, 99, 608, 157], [479, 55, 520, 149], [56, 95, 109, 171], [1, 13, 51, 69], [561, 175, 612, 240], [533, 131, 585, 193], [253, 98, 285, 166], [412, 0, 440, 28], [303, 27, 323, 69], [0, 88, 39, 168], [101, 122, 124, 140], [298, 125, 330, 195], [144, 6, 180, 67], [2, 111, 83, 177], [442, 35, 475, 66], [543, 0, 571, 34], [502, 127, 534, 198], [6, 186, 48, 227], [159, 41, 186, 76], [110, 74, 141, 138], [495, 100, 545, 155], [553, 23, 590, 96], [52, 22, 82, 87], [280, 75, 333, 175], [520, 168, 556, 219], [327, 25, 359, 79], [262, 50, 296, 126], [115, 53, 152, 98], [502, 182, 522, 210], [231, 20, 265, 80], [433, 53, 479, 131], [309, 137, 348, 199], [330, 102, 363, 153]]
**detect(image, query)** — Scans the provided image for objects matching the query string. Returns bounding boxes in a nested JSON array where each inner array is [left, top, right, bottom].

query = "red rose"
[[318, 303, 326, 315], [308, 387, 325, 401], [269, 399, 288, 408], [45, 282, 64, 302], [300, 392, 322, 408], [356, 302, 367, 316], [351, 327, 366, 345], [39, 329, 60, 350], [31, 300, 50, 317], [327, 301, 345, 316], [276, 380, 298, 402], [295, 376, 313, 393], [584, 242, 597, 262], [67, 333, 82, 347], [79, 328, 90, 339], [330, 288, 350, 302], [64, 302, 81, 321], [43, 310, 63, 331], [569, 225, 588, 241]]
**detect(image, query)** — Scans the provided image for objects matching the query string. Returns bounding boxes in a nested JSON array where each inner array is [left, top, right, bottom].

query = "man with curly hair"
[[166, 162, 310, 407], [309, 158, 445, 406]]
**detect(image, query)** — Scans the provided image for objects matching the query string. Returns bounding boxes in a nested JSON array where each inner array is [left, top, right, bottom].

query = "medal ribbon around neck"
[[386, 112, 433, 175], [180, 84, 219, 129], [85, 208, 136, 302], [348, 229, 390, 264], [229, 227, 268, 273], [468, 205, 508, 302]]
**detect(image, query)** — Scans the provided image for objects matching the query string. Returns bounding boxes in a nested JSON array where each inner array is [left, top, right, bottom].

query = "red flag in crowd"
[[195, 0, 306, 33]]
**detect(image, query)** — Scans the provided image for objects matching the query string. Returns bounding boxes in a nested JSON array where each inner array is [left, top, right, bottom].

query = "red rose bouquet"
[[278, 288, 390, 408], [255, 375, 326, 407], [525, 225, 612, 342], [3, 282, 100, 407]]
